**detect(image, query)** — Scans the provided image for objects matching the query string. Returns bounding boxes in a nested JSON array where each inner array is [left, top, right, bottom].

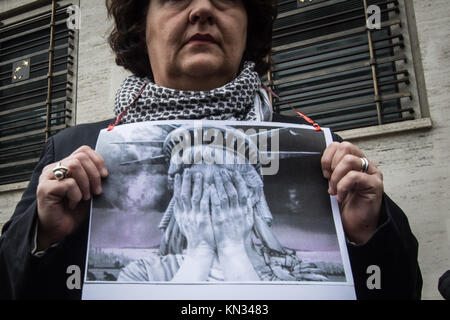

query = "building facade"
[[0, 0, 449, 299]]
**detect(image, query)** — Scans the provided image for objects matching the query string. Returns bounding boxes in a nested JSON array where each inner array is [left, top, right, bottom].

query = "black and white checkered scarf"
[[114, 61, 272, 123]]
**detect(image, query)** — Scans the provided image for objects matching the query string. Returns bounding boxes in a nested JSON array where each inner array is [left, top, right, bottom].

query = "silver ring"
[[53, 162, 69, 180], [360, 157, 369, 173]]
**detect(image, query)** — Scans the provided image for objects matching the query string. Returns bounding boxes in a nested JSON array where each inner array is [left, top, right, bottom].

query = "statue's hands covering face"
[[173, 169, 215, 255], [210, 169, 254, 251], [172, 166, 260, 281], [209, 168, 260, 281]]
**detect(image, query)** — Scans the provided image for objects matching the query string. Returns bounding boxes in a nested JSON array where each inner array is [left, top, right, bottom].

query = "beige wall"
[[1, 0, 449, 299], [0, 184, 29, 229], [75, 0, 131, 124]]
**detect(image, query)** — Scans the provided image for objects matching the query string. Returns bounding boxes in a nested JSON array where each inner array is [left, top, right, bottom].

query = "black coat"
[[0, 114, 422, 299], [438, 270, 450, 300]]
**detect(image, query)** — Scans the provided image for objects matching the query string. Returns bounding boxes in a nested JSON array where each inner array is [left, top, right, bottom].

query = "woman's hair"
[[105, 0, 278, 78]]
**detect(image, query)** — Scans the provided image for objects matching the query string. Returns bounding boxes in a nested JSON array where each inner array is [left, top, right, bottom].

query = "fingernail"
[[102, 168, 109, 177], [323, 170, 330, 179], [96, 186, 102, 195], [84, 193, 91, 201]]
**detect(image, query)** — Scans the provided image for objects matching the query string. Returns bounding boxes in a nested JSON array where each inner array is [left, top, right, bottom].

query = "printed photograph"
[[84, 121, 352, 294]]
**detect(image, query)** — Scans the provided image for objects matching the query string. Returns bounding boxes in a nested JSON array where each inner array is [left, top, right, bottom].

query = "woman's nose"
[[189, 0, 215, 25]]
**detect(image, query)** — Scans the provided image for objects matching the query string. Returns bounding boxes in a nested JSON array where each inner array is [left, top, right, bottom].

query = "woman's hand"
[[321, 141, 384, 244], [210, 169, 259, 281], [173, 170, 215, 255], [36, 146, 108, 250]]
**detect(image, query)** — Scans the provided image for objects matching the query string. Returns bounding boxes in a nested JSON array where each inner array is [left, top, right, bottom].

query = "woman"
[[0, 0, 421, 299]]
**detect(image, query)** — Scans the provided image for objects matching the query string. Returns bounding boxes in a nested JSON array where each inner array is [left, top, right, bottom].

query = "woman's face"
[[145, 0, 248, 91]]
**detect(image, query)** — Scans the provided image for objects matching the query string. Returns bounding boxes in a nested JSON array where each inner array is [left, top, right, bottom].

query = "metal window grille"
[[268, 0, 414, 131], [0, 1, 75, 185]]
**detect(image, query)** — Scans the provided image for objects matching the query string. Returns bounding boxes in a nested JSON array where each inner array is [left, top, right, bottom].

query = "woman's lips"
[[187, 33, 218, 46], [188, 40, 216, 45]]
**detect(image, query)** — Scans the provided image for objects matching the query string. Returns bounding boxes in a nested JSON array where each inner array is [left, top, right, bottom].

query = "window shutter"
[[268, 0, 413, 131], [0, 2, 76, 185]]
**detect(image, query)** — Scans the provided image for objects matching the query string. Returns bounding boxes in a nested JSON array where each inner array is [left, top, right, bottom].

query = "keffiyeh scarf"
[[113, 61, 272, 123]]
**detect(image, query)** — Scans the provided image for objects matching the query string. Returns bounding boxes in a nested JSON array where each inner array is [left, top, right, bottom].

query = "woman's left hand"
[[321, 141, 384, 244]]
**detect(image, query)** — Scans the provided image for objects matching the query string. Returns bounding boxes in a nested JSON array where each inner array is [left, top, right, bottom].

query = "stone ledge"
[[0, 181, 28, 194], [336, 117, 433, 141]]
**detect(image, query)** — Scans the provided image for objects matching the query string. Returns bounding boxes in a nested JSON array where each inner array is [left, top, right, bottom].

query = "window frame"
[[267, 0, 432, 140]]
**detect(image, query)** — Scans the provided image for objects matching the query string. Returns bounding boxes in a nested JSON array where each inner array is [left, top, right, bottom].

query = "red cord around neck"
[[263, 84, 321, 131], [107, 82, 149, 131]]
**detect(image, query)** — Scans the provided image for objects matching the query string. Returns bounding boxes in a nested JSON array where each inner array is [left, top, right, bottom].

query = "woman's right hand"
[[36, 145, 108, 250]]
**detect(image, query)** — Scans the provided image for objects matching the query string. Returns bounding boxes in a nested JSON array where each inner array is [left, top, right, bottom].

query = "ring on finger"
[[360, 157, 369, 173], [53, 162, 69, 180]]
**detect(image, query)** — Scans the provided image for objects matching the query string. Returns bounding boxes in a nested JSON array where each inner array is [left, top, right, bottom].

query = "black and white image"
[[83, 120, 355, 299]]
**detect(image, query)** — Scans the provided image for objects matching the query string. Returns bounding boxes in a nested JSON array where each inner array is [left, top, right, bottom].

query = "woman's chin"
[[182, 56, 231, 78]]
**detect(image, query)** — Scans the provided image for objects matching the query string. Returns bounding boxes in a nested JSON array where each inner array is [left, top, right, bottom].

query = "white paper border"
[[82, 120, 356, 300]]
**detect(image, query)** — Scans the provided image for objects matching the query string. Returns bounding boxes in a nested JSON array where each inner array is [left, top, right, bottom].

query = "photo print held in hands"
[[83, 121, 354, 299]]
